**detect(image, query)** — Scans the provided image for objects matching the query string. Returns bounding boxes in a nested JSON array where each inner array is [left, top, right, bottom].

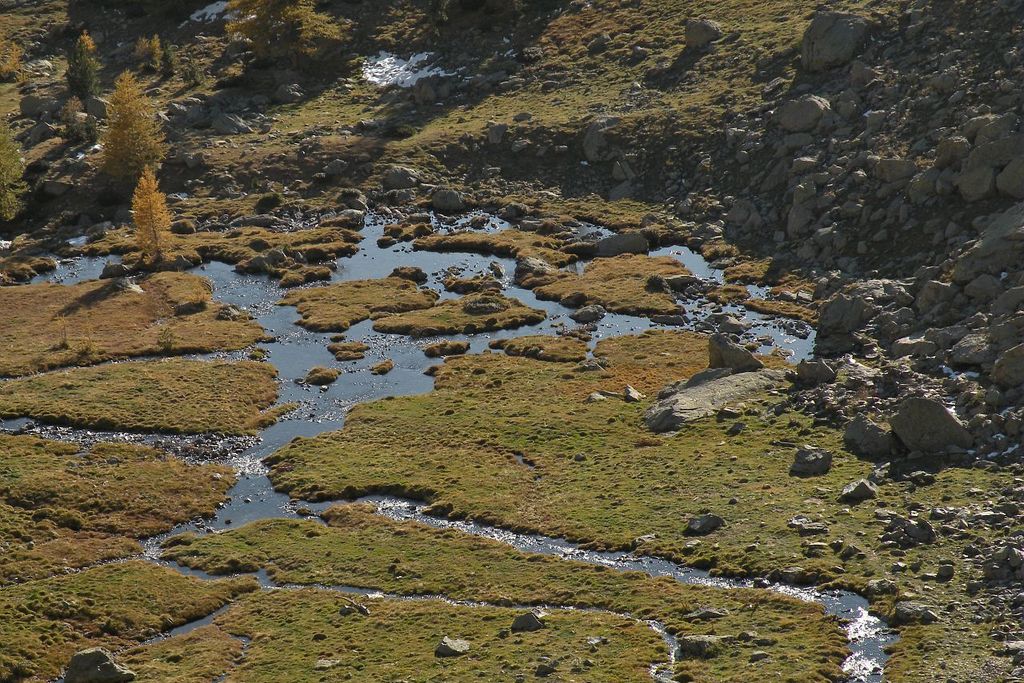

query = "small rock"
[[790, 446, 833, 477], [687, 513, 725, 536], [840, 479, 878, 503], [435, 637, 471, 657], [510, 611, 545, 633]]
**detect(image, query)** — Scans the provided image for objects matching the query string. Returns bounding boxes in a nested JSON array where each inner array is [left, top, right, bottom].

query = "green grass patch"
[[0, 272, 266, 377], [0, 434, 233, 584], [280, 277, 439, 332], [0, 359, 282, 435]]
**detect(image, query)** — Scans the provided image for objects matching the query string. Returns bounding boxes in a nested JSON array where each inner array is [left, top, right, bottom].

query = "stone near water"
[[64, 649, 135, 683], [708, 334, 763, 373]]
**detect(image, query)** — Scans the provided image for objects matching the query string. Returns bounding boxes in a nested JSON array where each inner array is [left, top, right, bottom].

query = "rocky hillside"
[[3, 0, 1024, 681]]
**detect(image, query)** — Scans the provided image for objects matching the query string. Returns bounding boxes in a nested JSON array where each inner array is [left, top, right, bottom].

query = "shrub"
[[134, 35, 162, 72], [101, 71, 166, 181], [66, 31, 101, 99], [181, 58, 205, 88], [160, 42, 178, 77], [255, 192, 283, 213]]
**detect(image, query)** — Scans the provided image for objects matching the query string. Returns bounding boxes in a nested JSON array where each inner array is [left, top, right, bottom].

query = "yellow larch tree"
[[101, 71, 166, 182], [131, 167, 171, 265]]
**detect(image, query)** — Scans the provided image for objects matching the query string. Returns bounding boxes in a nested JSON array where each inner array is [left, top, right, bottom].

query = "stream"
[[8, 211, 894, 681]]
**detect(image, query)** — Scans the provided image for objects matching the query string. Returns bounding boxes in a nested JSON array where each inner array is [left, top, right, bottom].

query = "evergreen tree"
[[66, 31, 101, 99], [131, 166, 171, 264], [101, 71, 166, 182], [0, 123, 26, 221]]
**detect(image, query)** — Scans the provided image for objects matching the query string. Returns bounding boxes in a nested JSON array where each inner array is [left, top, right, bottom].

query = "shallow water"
[[14, 212, 893, 681]]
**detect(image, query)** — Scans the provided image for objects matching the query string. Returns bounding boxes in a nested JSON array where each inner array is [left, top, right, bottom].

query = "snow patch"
[[188, 1, 229, 23], [0, 240, 11, 251], [361, 52, 453, 88]]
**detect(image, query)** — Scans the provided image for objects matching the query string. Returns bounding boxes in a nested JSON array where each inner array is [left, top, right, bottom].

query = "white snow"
[[0, 240, 11, 251], [361, 52, 453, 88], [189, 1, 229, 23]]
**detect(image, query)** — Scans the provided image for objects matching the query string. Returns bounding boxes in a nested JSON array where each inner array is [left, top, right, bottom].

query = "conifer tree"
[[101, 71, 165, 182], [131, 166, 171, 264], [0, 123, 26, 221], [66, 31, 101, 99], [227, 0, 342, 61]]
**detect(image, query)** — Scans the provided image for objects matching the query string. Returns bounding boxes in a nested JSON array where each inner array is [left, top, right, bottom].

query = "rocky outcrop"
[[801, 12, 869, 72], [644, 369, 785, 432]]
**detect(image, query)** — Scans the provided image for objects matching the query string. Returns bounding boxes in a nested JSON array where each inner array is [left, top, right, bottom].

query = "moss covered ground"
[[164, 504, 849, 681], [280, 276, 439, 332], [0, 359, 282, 435], [372, 292, 547, 337], [0, 272, 266, 377], [0, 434, 233, 584]]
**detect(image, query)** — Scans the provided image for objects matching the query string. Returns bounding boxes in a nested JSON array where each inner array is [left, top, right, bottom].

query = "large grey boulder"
[[801, 12, 869, 72], [595, 232, 648, 257], [431, 187, 465, 213], [952, 202, 1024, 283], [64, 648, 135, 683], [435, 637, 471, 657], [211, 112, 252, 135], [644, 369, 784, 432], [840, 479, 878, 503], [19, 94, 59, 118], [686, 513, 724, 535], [511, 611, 545, 633], [890, 397, 973, 453], [708, 334, 764, 372], [685, 18, 723, 49], [775, 95, 832, 133]]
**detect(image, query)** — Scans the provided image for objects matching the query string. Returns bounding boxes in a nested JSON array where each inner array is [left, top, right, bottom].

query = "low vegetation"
[[414, 228, 576, 267], [527, 255, 688, 316], [490, 334, 588, 363], [0, 561, 256, 683], [164, 504, 849, 681]]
